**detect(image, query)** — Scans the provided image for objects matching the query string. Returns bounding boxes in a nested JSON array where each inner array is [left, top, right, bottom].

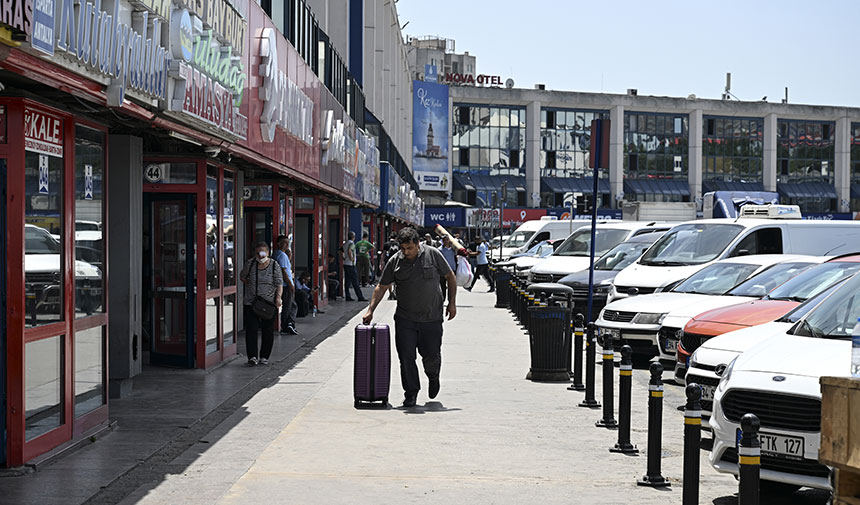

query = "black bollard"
[[610, 345, 638, 454], [578, 323, 600, 408], [738, 414, 761, 505], [638, 362, 670, 487], [596, 331, 618, 429], [682, 384, 702, 505], [568, 313, 586, 391]]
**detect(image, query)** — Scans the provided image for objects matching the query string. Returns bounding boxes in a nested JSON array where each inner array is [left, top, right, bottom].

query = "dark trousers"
[[394, 315, 443, 397], [440, 277, 448, 302], [357, 255, 371, 285], [244, 305, 275, 360], [296, 289, 310, 317], [344, 265, 364, 300], [280, 289, 297, 330], [469, 263, 495, 290]]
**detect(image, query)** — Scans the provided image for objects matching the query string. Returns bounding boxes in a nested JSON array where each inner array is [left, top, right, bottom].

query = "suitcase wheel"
[[381, 397, 388, 406], [354, 399, 361, 409]]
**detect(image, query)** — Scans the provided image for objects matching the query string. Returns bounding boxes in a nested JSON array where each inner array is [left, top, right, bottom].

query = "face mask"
[[257, 251, 268, 262]]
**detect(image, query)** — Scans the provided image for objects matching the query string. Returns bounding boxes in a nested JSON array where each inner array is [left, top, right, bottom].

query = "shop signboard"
[[466, 208, 501, 228], [412, 80, 450, 192], [24, 107, 63, 157], [502, 208, 547, 227], [424, 207, 464, 228], [31, 0, 53, 55]]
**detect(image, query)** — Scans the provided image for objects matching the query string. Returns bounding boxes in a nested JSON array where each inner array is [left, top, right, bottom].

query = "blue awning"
[[777, 181, 838, 200], [541, 177, 611, 194], [702, 180, 765, 193], [851, 184, 860, 200], [623, 178, 691, 197]]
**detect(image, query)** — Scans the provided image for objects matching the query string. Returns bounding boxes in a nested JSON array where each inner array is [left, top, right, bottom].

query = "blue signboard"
[[31, 0, 55, 56], [412, 80, 450, 192], [424, 207, 465, 228], [424, 64, 438, 83], [803, 212, 853, 220]]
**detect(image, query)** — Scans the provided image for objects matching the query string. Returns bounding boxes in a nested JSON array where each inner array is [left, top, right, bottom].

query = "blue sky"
[[396, 0, 859, 107]]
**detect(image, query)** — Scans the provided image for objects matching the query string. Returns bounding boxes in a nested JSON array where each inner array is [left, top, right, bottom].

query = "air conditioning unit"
[[739, 204, 802, 219]]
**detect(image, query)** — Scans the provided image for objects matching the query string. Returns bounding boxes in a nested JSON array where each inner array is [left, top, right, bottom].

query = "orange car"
[[675, 253, 860, 382]]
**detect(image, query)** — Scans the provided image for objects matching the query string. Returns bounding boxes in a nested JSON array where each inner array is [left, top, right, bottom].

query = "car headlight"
[[527, 271, 534, 282], [688, 349, 699, 369], [717, 357, 737, 393], [594, 285, 611, 294], [632, 312, 666, 325]]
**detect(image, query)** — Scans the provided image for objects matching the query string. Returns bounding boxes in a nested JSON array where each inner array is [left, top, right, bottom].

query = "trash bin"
[[493, 262, 514, 309], [526, 283, 573, 382]]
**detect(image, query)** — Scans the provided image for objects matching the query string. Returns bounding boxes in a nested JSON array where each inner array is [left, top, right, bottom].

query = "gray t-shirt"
[[380, 244, 453, 322]]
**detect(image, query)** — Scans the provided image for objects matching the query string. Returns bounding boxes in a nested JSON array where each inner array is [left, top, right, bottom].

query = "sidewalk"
[[101, 282, 829, 505], [0, 291, 374, 505]]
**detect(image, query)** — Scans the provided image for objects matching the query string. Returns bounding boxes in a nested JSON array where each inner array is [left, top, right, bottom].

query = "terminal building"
[[407, 36, 860, 218]]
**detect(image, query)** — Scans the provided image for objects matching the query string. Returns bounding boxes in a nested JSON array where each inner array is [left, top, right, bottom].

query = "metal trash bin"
[[526, 283, 573, 382], [493, 261, 514, 309]]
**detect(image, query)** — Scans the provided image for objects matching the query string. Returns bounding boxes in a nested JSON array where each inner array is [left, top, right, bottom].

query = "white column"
[[609, 105, 624, 208], [835, 116, 851, 212], [763, 113, 778, 191], [688, 109, 703, 202], [525, 100, 541, 207]]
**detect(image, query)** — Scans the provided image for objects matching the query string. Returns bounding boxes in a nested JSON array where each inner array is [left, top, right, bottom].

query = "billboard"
[[412, 80, 450, 192]]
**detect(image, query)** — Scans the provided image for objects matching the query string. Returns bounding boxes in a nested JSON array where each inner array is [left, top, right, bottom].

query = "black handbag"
[[252, 260, 278, 320]]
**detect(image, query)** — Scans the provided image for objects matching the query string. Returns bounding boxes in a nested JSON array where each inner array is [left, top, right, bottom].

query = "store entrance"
[[143, 194, 196, 368], [245, 208, 272, 258], [294, 214, 314, 279]]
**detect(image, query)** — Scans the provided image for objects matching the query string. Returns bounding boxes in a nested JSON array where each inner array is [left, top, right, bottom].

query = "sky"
[[396, 0, 860, 107]]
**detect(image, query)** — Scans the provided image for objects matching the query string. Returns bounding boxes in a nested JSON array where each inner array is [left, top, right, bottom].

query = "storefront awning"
[[623, 178, 691, 198], [702, 180, 765, 193], [852, 184, 860, 200], [777, 181, 838, 200], [541, 177, 611, 195]]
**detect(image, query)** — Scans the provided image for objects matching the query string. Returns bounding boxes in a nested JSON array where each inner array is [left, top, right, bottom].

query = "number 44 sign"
[[145, 164, 163, 183]]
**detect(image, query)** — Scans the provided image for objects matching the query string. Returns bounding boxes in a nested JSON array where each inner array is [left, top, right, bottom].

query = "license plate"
[[664, 339, 677, 353], [600, 327, 620, 339], [700, 385, 715, 401], [736, 429, 804, 459]]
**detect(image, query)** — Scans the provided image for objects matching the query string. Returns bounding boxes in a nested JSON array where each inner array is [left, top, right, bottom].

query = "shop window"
[[75, 125, 105, 318], [224, 174, 236, 286], [143, 162, 196, 184], [206, 297, 219, 354], [223, 293, 236, 347], [206, 168, 219, 291], [74, 326, 104, 418], [244, 184, 273, 201], [297, 196, 315, 209], [26, 336, 63, 440], [25, 148, 64, 327]]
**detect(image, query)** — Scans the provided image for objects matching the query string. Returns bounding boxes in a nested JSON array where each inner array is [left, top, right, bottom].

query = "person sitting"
[[295, 271, 313, 317], [327, 253, 340, 300]]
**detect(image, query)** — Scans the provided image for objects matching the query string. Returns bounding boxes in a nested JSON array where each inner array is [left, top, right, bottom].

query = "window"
[[730, 228, 783, 256], [541, 108, 608, 179], [776, 119, 834, 183], [702, 116, 763, 185], [224, 173, 236, 286], [74, 326, 105, 417], [26, 336, 63, 440], [206, 167, 219, 291], [451, 103, 525, 177], [624, 111, 689, 182], [75, 125, 105, 319]]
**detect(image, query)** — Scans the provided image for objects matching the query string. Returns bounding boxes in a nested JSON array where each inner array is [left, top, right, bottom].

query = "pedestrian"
[[355, 232, 374, 286], [468, 235, 495, 292], [343, 231, 366, 301], [272, 235, 298, 335], [240, 242, 283, 366], [363, 228, 457, 408], [438, 235, 457, 301]]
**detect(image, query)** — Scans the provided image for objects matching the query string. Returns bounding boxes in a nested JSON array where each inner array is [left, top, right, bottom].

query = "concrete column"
[[609, 105, 624, 208], [763, 113, 778, 191], [525, 100, 541, 207], [688, 109, 703, 203], [835, 116, 851, 212], [107, 135, 143, 398]]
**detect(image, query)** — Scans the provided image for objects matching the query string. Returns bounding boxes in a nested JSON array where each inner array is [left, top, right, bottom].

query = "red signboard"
[[503, 208, 547, 227], [24, 107, 63, 157]]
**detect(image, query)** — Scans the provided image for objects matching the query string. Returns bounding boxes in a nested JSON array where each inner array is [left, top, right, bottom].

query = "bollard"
[[638, 362, 670, 487], [596, 331, 618, 429], [610, 345, 638, 454], [578, 323, 600, 408], [738, 414, 761, 505], [568, 313, 586, 391], [682, 384, 702, 505]]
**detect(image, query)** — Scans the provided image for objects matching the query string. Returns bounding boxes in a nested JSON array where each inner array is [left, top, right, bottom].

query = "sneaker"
[[284, 326, 299, 335], [246, 357, 258, 366], [429, 378, 440, 399], [402, 395, 417, 408], [465, 286, 472, 292], [259, 358, 269, 365]]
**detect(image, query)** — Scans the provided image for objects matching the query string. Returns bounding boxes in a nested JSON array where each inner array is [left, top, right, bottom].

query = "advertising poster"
[[412, 80, 450, 192]]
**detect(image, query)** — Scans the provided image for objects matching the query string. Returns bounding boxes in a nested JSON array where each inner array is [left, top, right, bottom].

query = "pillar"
[[688, 110, 703, 204], [609, 105, 624, 208], [763, 113, 778, 191], [835, 117, 851, 213], [525, 100, 541, 207]]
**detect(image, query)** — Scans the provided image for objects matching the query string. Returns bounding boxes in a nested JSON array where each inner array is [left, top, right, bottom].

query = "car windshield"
[[75, 221, 100, 231], [504, 231, 533, 248], [26, 226, 61, 254], [639, 223, 743, 266], [779, 280, 845, 323], [792, 272, 860, 340], [595, 241, 652, 271], [728, 262, 814, 297], [671, 262, 760, 295], [536, 244, 556, 257], [765, 261, 860, 302], [554, 228, 630, 257]]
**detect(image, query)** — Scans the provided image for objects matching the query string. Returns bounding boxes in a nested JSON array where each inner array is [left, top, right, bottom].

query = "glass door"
[[244, 207, 272, 258], [143, 194, 195, 368]]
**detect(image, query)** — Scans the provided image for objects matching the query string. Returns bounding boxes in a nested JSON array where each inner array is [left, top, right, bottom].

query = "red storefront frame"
[[5, 98, 110, 466]]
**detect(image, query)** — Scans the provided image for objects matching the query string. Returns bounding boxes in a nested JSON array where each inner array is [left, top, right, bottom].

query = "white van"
[[527, 221, 675, 284], [496, 218, 590, 259], [610, 213, 860, 301]]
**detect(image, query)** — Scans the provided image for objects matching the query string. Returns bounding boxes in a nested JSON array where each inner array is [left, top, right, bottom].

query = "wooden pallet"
[[820, 376, 860, 504]]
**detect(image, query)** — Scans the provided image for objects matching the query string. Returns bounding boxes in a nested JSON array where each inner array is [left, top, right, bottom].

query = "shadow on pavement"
[[711, 487, 830, 505], [398, 401, 462, 414]]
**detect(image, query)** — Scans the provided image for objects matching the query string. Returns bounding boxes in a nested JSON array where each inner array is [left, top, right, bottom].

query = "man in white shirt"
[[467, 236, 494, 292], [343, 231, 366, 301]]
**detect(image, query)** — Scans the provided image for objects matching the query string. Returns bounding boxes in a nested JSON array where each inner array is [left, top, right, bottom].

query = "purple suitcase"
[[354, 323, 391, 407]]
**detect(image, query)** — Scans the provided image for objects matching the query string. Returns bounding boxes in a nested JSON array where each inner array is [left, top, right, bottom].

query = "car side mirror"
[[734, 249, 751, 257], [748, 285, 767, 297]]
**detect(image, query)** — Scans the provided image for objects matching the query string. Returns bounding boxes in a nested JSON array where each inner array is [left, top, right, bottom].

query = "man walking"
[[438, 235, 457, 302], [468, 236, 495, 292], [355, 232, 374, 287], [343, 231, 366, 301], [363, 228, 457, 408], [272, 235, 298, 335]]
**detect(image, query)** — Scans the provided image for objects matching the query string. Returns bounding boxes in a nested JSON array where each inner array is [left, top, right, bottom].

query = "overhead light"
[[169, 131, 202, 146]]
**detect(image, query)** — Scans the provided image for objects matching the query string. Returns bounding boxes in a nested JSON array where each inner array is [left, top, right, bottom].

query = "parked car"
[[557, 231, 665, 319], [496, 239, 562, 277], [595, 255, 816, 359], [610, 213, 860, 302], [710, 271, 860, 493], [675, 254, 860, 382], [528, 221, 674, 285], [495, 218, 590, 259]]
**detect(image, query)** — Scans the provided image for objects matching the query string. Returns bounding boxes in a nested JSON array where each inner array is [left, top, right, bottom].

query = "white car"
[[595, 255, 815, 359], [495, 240, 559, 277], [710, 272, 860, 493]]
